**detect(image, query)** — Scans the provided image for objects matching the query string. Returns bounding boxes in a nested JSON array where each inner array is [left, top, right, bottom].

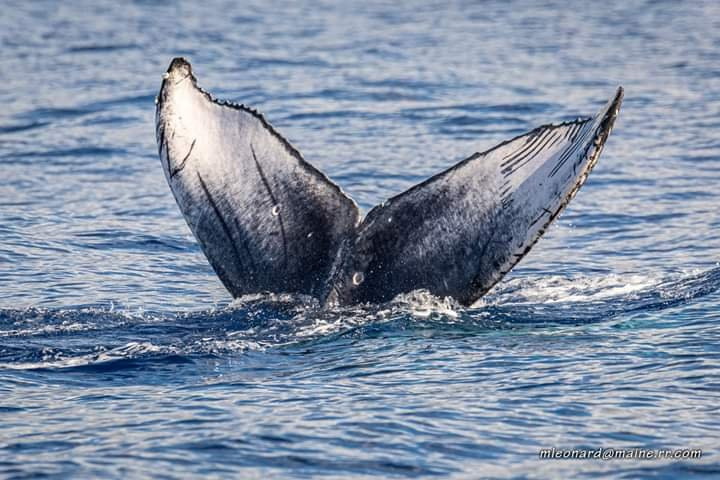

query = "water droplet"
[[388, 217, 392, 223], [307, 232, 313, 238], [352, 272, 364, 285], [272, 205, 280, 216]]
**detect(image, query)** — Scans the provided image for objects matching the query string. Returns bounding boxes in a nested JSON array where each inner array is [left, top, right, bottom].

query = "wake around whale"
[[155, 57, 623, 308]]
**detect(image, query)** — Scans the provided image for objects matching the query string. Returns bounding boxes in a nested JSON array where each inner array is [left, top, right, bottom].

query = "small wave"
[[0, 341, 165, 371], [479, 266, 720, 324], [486, 273, 659, 305], [0, 121, 50, 134], [1, 267, 718, 371], [66, 44, 139, 53]]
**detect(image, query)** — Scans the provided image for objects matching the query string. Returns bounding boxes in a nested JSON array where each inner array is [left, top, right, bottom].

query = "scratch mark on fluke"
[[170, 139, 196, 179]]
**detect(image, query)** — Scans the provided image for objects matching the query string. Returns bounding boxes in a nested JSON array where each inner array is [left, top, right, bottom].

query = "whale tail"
[[156, 57, 622, 307]]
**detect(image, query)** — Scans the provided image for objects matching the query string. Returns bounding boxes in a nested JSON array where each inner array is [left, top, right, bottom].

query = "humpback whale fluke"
[[156, 57, 623, 307]]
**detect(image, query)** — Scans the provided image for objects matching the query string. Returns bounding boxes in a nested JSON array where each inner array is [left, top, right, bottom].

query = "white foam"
[[390, 289, 460, 319], [481, 273, 661, 306]]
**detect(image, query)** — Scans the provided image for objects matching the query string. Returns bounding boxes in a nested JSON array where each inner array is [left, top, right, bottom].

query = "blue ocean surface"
[[1, 1, 720, 478]]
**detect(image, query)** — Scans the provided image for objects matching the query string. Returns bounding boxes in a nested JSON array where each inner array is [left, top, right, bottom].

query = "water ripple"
[[1, 0, 719, 478]]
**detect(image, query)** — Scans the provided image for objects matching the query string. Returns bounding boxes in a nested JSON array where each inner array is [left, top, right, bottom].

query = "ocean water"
[[1, 0, 720, 478]]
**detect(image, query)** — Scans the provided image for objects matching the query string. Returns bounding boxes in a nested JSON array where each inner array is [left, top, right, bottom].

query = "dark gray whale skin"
[[156, 57, 623, 307]]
